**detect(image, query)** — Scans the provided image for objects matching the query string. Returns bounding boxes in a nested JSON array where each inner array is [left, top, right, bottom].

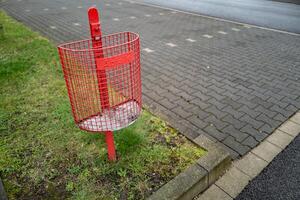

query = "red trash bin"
[[57, 7, 142, 161]]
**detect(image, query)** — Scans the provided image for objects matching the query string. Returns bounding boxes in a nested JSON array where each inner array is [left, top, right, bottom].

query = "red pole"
[[88, 7, 116, 161], [105, 131, 116, 160]]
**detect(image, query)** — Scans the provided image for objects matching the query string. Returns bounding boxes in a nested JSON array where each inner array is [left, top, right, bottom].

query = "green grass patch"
[[0, 12, 205, 200]]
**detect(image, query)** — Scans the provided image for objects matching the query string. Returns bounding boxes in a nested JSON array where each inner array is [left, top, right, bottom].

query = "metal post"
[[88, 7, 116, 161], [105, 131, 116, 161]]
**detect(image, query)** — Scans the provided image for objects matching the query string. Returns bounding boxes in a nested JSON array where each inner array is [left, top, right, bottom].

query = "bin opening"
[[58, 32, 139, 52], [58, 31, 141, 132]]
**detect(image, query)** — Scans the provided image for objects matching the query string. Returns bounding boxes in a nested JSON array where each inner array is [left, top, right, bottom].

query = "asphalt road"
[[134, 0, 300, 33], [235, 134, 300, 200]]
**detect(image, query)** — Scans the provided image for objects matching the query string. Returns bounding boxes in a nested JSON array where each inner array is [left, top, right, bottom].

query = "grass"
[[0, 11, 205, 200]]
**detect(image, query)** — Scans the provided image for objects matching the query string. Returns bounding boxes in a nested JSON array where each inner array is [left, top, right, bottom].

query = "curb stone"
[[0, 178, 8, 200], [148, 134, 231, 200], [196, 110, 300, 199]]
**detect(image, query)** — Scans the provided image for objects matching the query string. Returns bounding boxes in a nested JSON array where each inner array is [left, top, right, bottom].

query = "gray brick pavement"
[[1, 0, 300, 158]]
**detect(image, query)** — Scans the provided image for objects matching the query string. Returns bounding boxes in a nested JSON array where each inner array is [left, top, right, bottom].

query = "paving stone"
[[267, 96, 289, 108], [223, 136, 250, 155], [266, 129, 294, 149], [255, 106, 280, 118], [172, 106, 192, 118], [278, 120, 300, 137], [204, 116, 229, 130], [222, 106, 245, 119], [238, 105, 260, 118], [209, 97, 227, 110], [215, 167, 250, 198], [270, 105, 294, 118], [159, 98, 176, 110], [193, 91, 212, 101], [286, 103, 300, 111], [223, 125, 248, 142], [240, 115, 263, 129], [145, 91, 164, 101], [204, 126, 227, 141], [242, 136, 259, 148], [208, 84, 226, 94], [250, 97, 273, 108], [207, 91, 226, 101], [178, 91, 196, 101], [259, 124, 274, 134], [166, 85, 181, 94], [161, 92, 181, 102], [256, 114, 281, 128], [196, 184, 233, 200], [251, 140, 282, 162], [273, 113, 287, 122], [241, 125, 267, 142], [186, 107, 210, 120], [222, 115, 246, 130], [187, 115, 208, 129], [179, 84, 198, 95], [190, 98, 210, 110], [235, 98, 257, 109], [218, 143, 240, 159], [290, 112, 300, 125], [174, 98, 194, 110], [234, 152, 268, 178]]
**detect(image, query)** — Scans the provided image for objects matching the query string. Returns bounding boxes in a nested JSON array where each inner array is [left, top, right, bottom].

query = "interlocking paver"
[[242, 136, 259, 148], [222, 106, 244, 119], [222, 115, 246, 130], [241, 125, 267, 142], [240, 115, 264, 129], [223, 136, 250, 155], [188, 115, 209, 129], [2, 0, 300, 158], [223, 126, 248, 142], [204, 115, 229, 130], [204, 126, 227, 141]]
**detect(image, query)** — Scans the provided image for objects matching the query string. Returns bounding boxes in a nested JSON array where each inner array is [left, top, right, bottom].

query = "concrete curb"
[[196, 111, 300, 200], [148, 135, 231, 200], [0, 178, 8, 200]]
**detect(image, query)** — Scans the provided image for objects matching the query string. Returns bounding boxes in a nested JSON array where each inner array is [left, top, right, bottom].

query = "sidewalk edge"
[[196, 110, 300, 199], [0, 177, 8, 200], [148, 134, 231, 200]]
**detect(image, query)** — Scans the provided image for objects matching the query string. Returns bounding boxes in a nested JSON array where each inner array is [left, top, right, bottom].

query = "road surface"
[[134, 0, 300, 33], [235, 134, 300, 200]]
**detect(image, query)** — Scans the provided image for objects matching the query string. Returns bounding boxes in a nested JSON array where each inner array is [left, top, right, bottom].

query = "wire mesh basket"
[[58, 32, 142, 132]]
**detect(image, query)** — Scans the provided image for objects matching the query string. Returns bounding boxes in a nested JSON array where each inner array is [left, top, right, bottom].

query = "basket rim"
[[57, 31, 139, 52]]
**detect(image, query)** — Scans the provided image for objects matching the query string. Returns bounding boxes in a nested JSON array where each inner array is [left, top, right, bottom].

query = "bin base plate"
[[79, 100, 141, 132]]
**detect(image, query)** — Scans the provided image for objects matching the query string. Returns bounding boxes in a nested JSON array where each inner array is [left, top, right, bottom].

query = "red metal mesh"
[[58, 32, 141, 132]]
